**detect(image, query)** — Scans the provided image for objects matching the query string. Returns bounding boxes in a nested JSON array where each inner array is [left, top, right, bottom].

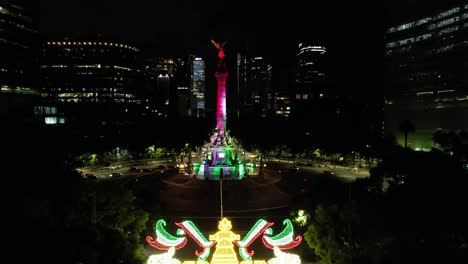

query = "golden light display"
[[208, 218, 240, 264]]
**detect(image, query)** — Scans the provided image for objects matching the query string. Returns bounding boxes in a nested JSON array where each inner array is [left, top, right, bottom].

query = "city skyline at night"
[[4, 1, 468, 264]]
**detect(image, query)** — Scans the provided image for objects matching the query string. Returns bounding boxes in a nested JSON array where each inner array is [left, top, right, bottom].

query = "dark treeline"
[[5, 118, 468, 263], [5, 114, 379, 157], [294, 145, 468, 263], [4, 121, 157, 263], [229, 116, 380, 154]]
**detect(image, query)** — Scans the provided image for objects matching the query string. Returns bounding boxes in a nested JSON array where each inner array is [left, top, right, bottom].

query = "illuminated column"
[[215, 71, 228, 132], [211, 40, 228, 133]]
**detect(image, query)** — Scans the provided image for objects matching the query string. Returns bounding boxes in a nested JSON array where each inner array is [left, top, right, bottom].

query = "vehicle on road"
[[105, 165, 122, 170], [128, 167, 139, 172], [140, 168, 153, 172], [84, 173, 97, 180], [161, 165, 176, 174], [288, 167, 300, 173], [109, 172, 122, 178], [323, 170, 334, 176]]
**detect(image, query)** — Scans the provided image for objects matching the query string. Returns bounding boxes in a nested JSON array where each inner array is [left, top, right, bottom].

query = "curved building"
[[41, 41, 139, 105]]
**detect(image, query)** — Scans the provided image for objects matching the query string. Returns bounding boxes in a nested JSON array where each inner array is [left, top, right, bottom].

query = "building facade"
[[174, 58, 191, 118], [138, 55, 205, 119], [236, 53, 272, 118], [249, 56, 273, 118], [191, 56, 206, 118], [0, 0, 39, 118], [385, 3, 468, 149], [41, 41, 140, 120], [292, 43, 328, 120], [273, 92, 291, 119]]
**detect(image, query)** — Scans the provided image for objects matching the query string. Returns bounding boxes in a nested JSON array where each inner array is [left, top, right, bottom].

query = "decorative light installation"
[[146, 220, 187, 250], [262, 219, 303, 250], [267, 247, 301, 264], [176, 220, 214, 261], [146, 218, 302, 264], [235, 219, 274, 260], [209, 218, 240, 264], [147, 247, 181, 264]]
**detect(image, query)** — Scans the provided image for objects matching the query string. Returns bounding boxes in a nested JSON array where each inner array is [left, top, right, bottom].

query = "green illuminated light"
[[239, 164, 245, 180], [193, 163, 201, 172], [198, 164, 205, 176], [294, 209, 309, 226]]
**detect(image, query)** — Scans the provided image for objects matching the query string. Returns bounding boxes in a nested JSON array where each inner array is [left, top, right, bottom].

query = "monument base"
[[195, 164, 246, 180]]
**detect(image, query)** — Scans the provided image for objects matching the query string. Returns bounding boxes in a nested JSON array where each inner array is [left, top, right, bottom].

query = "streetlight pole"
[[220, 173, 223, 219]]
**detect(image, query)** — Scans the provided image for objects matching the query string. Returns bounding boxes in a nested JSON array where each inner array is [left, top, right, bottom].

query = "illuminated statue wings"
[[211, 39, 227, 59], [210, 39, 226, 50]]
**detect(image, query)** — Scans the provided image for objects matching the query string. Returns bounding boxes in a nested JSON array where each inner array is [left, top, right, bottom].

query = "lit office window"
[[438, 26, 459, 36], [428, 16, 459, 30], [434, 7, 460, 20], [45, 117, 57, 124], [415, 17, 431, 26]]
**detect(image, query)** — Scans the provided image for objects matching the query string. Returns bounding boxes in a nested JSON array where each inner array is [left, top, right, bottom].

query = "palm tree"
[[398, 120, 416, 148]]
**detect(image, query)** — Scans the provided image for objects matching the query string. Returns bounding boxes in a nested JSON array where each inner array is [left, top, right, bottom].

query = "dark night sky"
[[40, 0, 464, 51], [39, 0, 383, 59], [38, 0, 464, 104]]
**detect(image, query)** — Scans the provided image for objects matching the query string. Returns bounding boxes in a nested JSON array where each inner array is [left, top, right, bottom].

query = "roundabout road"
[[78, 160, 175, 180]]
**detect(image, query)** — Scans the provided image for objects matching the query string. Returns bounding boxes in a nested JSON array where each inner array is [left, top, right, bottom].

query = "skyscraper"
[[249, 56, 272, 118], [138, 58, 159, 116], [138, 55, 203, 119], [236, 54, 272, 118], [0, 0, 39, 118], [174, 58, 191, 118], [384, 3, 468, 149], [156, 57, 175, 117], [292, 43, 328, 119], [191, 56, 205, 118]]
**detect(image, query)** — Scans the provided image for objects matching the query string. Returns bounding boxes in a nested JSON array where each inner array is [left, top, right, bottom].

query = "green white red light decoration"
[[235, 219, 274, 260], [146, 218, 302, 263], [262, 219, 303, 250], [146, 219, 187, 250], [175, 220, 214, 261]]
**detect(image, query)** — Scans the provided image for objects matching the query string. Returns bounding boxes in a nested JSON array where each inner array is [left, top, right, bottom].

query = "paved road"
[[296, 165, 369, 182], [159, 170, 290, 215], [78, 160, 175, 180], [267, 159, 370, 182]]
